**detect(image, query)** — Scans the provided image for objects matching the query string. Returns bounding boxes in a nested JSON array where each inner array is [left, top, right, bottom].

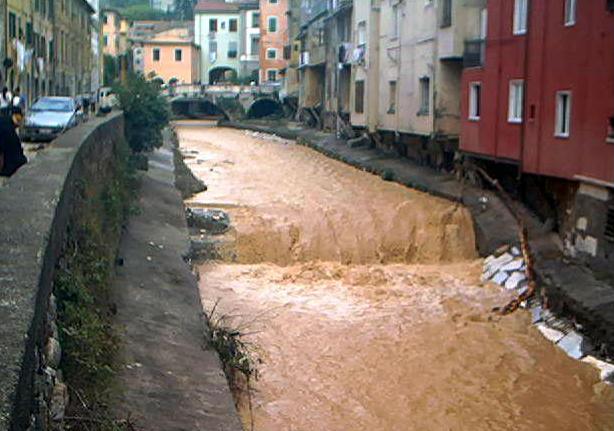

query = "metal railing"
[[463, 39, 485, 68]]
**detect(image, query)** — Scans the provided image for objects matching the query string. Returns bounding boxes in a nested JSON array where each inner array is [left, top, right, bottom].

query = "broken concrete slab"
[[557, 331, 591, 360], [492, 271, 509, 285], [504, 271, 527, 290], [536, 323, 566, 344], [500, 258, 525, 273]]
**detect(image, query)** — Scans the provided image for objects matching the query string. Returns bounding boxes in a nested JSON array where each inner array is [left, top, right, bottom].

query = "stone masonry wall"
[[0, 113, 125, 431]]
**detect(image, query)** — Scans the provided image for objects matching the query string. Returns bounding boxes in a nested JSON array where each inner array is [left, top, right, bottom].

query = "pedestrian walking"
[[0, 87, 12, 117], [11, 87, 25, 127]]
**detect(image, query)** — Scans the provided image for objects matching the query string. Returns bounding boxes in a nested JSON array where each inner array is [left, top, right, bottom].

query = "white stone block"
[[504, 271, 527, 290], [557, 331, 589, 360], [500, 258, 525, 273], [536, 323, 565, 344], [491, 271, 509, 286]]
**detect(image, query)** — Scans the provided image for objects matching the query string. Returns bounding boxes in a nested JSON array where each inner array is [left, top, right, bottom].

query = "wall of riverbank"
[[0, 113, 126, 430]]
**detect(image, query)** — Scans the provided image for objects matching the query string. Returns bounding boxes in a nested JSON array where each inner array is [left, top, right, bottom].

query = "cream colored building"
[[350, 0, 484, 167]]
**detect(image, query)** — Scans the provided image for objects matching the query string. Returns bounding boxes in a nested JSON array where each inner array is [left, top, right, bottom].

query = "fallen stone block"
[[557, 331, 591, 360], [500, 258, 525, 273], [504, 271, 527, 290], [491, 271, 509, 285], [531, 305, 543, 324], [483, 252, 515, 280], [186, 208, 230, 234], [536, 323, 565, 344]]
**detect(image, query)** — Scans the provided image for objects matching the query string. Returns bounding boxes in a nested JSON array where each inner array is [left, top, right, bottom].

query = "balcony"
[[463, 39, 485, 68]]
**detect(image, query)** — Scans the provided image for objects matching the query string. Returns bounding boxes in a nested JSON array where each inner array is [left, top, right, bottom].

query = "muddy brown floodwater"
[[176, 121, 614, 431]]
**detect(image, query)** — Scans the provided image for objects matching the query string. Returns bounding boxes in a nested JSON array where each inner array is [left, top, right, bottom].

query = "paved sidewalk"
[[110, 139, 242, 430]]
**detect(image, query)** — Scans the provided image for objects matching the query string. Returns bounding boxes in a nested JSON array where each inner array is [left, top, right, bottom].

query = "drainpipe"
[[518, 0, 533, 180], [395, 1, 404, 138]]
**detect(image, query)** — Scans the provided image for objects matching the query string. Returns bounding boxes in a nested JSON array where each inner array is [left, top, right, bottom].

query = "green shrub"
[[115, 74, 170, 153]]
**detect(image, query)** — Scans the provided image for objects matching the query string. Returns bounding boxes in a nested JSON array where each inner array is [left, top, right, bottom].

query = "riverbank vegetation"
[[54, 142, 140, 430]]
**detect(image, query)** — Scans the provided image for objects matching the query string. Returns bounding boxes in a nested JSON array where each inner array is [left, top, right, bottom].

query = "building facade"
[[141, 26, 201, 84], [258, 0, 288, 84], [102, 8, 129, 57], [461, 0, 614, 265], [194, 0, 251, 84], [346, 0, 483, 167], [280, 0, 300, 103], [241, 7, 259, 81]]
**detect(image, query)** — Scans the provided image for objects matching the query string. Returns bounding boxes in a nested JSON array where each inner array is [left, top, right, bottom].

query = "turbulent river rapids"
[[176, 121, 614, 431]]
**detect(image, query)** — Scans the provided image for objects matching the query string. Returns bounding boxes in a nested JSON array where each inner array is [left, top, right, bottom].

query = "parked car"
[[20, 97, 82, 142], [97, 87, 118, 113]]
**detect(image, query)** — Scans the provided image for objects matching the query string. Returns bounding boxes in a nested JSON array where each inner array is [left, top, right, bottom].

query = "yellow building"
[[102, 8, 129, 57], [6, 0, 34, 100], [4, 0, 95, 102], [53, 0, 95, 96]]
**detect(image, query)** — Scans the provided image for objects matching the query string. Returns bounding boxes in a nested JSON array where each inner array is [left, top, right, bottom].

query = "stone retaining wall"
[[0, 113, 125, 430]]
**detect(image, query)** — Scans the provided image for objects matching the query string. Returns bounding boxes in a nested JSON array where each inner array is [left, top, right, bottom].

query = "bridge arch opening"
[[209, 67, 237, 85], [171, 99, 229, 120], [247, 98, 284, 119]]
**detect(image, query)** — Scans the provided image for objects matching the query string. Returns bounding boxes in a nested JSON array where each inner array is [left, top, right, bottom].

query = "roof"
[[194, 0, 240, 13], [78, 0, 96, 14]]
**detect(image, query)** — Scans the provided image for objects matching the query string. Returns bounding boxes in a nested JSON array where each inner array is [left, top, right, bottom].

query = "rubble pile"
[[483, 245, 614, 385]]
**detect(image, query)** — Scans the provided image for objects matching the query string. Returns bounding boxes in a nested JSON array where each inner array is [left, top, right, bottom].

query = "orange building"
[[259, 0, 289, 83], [102, 9, 129, 57], [141, 27, 201, 85]]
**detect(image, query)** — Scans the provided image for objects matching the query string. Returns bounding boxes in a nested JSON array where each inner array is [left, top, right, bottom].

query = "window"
[[469, 82, 481, 120], [209, 18, 218, 32], [269, 0, 278, 3], [268, 16, 278, 32], [513, 0, 528, 34], [419, 77, 430, 115], [209, 40, 217, 54], [221, 21, 226, 30], [565, 0, 576, 26], [228, 41, 238, 58], [266, 48, 277, 59], [153, 48, 160, 61], [355, 80, 365, 113], [175, 48, 182, 61], [8, 13, 16, 39], [103, 14, 107, 24], [252, 12, 260, 28], [555, 91, 572, 137], [508, 80, 524, 123], [357, 21, 366, 46], [441, 0, 452, 27], [250, 36, 260, 55], [103, 35, 108, 46], [229, 18, 238, 32], [283, 45, 291, 59], [391, 4, 399, 38], [267, 69, 278, 81], [480, 8, 488, 39], [388, 81, 397, 114]]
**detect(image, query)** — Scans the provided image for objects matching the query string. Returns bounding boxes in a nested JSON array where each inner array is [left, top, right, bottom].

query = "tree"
[[103, 55, 119, 86], [173, 0, 196, 20], [114, 74, 170, 152], [121, 4, 170, 20]]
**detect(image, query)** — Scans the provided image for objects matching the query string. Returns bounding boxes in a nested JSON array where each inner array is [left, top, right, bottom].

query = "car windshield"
[[31, 99, 74, 112]]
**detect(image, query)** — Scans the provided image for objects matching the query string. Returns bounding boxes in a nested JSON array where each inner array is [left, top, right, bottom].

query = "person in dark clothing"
[[0, 116, 27, 176]]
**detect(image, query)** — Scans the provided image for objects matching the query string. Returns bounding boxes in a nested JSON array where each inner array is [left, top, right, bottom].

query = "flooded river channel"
[[176, 122, 614, 431]]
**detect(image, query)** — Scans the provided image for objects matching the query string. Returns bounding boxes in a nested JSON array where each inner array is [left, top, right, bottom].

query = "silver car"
[[20, 97, 81, 142]]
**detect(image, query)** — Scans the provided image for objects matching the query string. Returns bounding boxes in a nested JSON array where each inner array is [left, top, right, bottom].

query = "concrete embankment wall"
[[0, 113, 125, 430]]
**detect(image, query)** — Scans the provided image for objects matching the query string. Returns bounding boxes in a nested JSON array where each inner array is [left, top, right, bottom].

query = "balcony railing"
[[463, 39, 485, 68]]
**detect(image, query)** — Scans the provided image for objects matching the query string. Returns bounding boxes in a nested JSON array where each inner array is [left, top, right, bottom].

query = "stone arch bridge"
[[165, 84, 285, 121]]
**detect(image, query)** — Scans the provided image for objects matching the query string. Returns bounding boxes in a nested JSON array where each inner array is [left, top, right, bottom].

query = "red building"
[[461, 0, 614, 262]]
